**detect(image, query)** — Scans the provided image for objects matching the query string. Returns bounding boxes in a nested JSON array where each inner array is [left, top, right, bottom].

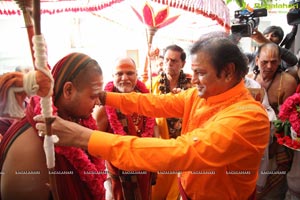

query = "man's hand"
[[148, 47, 160, 58], [251, 28, 270, 44], [36, 71, 52, 97], [171, 88, 182, 94], [34, 114, 92, 149]]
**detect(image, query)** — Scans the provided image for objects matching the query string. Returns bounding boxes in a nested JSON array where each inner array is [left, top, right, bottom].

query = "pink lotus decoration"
[[131, 2, 180, 46], [131, 2, 180, 83]]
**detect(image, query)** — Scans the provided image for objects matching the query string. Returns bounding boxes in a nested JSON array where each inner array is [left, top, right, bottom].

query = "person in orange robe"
[[35, 35, 270, 200]]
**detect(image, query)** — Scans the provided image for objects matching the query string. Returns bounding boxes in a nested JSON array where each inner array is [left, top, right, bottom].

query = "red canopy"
[[0, 0, 231, 75], [0, 0, 230, 31]]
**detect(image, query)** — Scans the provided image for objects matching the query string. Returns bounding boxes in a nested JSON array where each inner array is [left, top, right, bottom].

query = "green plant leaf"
[[226, 0, 246, 8], [273, 119, 284, 132], [296, 105, 300, 113]]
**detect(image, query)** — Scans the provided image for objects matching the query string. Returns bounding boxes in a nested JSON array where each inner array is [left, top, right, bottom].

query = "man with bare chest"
[[253, 42, 297, 199], [254, 42, 297, 114]]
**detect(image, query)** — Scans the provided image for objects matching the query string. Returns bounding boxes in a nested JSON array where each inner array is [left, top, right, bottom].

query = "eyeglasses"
[[114, 71, 136, 77]]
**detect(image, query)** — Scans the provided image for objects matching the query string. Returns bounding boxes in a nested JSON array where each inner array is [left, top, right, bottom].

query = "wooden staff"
[[14, 0, 35, 66], [32, 0, 59, 199], [143, 26, 157, 92]]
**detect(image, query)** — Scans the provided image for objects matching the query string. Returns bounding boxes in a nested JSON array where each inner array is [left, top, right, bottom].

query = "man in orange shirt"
[[35, 35, 270, 199]]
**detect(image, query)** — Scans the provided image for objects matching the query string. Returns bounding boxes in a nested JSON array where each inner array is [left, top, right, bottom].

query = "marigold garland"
[[273, 93, 300, 151]]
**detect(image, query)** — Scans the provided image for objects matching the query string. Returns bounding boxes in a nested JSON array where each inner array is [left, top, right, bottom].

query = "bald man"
[[253, 43, 297, 199], [95, 56, 156, 200], [254, 42, 297, 114]]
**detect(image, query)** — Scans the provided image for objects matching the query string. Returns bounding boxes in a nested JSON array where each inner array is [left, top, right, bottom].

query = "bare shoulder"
[[286, 65, 299, 82], [281, 72, 297, 100], [1, 127, 50, 199], [282, 72, 297, 87]]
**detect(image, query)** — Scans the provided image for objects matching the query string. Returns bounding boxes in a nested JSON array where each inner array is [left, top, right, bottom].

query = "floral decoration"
[[55, 115, 106, 200], [131, 2, 179, 46], [27, 96, 106, 199], [104, 80, 155, 138], [273, 93, 300, 150], [131, 2, 179, 29]]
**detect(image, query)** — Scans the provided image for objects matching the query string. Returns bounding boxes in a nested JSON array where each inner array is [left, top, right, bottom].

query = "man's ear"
[[62, 82, 74, 98], [223, 62, 235, 81]]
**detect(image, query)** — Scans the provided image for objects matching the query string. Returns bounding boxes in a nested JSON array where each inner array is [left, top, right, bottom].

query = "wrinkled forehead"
[[259, 46, 280, 59], [114, 58, 136, 72], [164, 50, 181, 59]]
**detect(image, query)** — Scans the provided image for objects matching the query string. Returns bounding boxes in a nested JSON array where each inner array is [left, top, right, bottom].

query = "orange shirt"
[[146, 74, 180, 200], [88, 81, 270, 199], [146, 75, 176, 139]]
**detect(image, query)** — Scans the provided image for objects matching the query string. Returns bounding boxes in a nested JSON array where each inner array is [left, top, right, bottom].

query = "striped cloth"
[[52, 52, 95, 102]]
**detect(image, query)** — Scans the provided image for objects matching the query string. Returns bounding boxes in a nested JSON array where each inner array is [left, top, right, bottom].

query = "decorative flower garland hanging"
[[273, 93, 300, 150], [55, 116, 106, 200], [55, 145, 106, 200], [0, 0, 125, 15], [28, 96, 106, 199], [105, 81, 155, 138]]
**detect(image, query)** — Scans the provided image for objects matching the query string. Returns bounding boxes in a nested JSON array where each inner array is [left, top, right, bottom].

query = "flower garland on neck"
[[273, 93, 300, 150], [159, 70, 189, 94], [27, 96, 106, 200], [55, 117, 106, 200], [104, 80, 155, 137]]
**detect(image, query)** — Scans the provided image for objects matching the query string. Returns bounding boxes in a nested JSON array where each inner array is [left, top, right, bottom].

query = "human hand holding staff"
[[35, 115, 92, 149], [31, 0, 59, 199]]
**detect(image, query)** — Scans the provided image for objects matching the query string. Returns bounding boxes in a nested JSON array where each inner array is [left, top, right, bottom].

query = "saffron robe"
[[147, 75, 180, 200], [89, 81, 270, 199]]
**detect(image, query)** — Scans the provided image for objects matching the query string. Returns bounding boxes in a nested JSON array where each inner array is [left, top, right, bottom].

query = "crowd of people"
[[0, 24, 299, 200]]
